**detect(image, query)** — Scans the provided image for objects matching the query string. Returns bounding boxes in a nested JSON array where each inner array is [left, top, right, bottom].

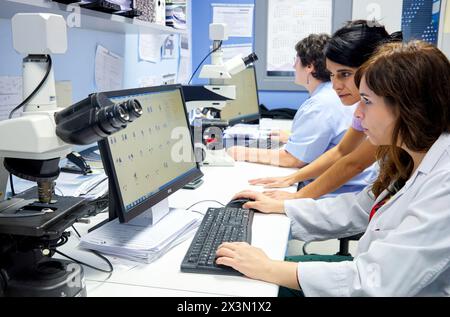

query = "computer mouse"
[[226, 198, 255, 209]]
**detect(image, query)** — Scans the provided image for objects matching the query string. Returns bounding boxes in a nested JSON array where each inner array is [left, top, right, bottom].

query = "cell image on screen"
[[106, 89, 197, 213], [220, 67, 260, 123]]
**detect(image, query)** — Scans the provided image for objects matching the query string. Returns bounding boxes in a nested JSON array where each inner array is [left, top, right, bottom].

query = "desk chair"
[[296, 181, 362, 257]]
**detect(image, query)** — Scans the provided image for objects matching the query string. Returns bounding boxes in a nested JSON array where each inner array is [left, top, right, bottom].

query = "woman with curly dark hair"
[[228, 34, 354, 169]]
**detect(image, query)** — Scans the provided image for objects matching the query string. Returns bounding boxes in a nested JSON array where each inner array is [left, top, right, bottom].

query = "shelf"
[[0, 0, 187, 35]]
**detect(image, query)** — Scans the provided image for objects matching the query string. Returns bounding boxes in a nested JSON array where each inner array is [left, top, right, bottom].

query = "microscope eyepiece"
[[120, 99, 143, 121], [243, 52, 258, 66], [55, 93, 142, 145], [97, 102, 130, 133]]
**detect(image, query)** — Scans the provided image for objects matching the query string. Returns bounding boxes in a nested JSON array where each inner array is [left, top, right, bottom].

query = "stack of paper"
[[223, 124, 270, 140], [79, 208, 201, 263]]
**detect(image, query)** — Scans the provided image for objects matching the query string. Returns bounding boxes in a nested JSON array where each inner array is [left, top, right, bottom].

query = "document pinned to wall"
[[178, 34, 191, 84], [0, 76, 22, 121], [220, 43, 253, 62], [212, 3, 254, 37], [139, 75, 162, 88], [267, 0, 332, 74], [55, 80, 73, 109], [139, 33, 165, 63], [95, 45, 124, 92], [161, 73, 177, 85]]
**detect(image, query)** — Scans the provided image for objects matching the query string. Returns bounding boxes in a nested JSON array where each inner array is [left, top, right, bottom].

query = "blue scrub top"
[[285, 81, 352, 163], [284, 81, 378, 194]]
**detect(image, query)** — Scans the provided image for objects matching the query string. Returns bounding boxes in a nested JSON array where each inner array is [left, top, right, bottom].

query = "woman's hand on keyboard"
[[216, 242, 300, 289], [216, 242, 271, 280], [263, 190, 298, 200], [231, 190, 285, 214], [248, 175, 294, 188]]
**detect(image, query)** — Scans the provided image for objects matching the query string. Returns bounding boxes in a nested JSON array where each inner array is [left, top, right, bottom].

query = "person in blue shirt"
[[251, 20, 402, 198], [228, 34, 353, 168]]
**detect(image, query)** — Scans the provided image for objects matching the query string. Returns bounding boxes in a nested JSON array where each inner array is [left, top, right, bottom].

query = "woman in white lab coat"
[[216, 41, 450, 296]]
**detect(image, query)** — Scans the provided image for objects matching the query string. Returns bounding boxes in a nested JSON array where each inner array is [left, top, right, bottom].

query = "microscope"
[[0, 13, 142, 297], [182, 23, 258, 166]]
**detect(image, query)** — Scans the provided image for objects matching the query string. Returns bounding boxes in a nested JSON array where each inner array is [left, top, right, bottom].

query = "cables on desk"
[[185, 199, 225, 211], [55, 249, 113, 274], [52, 225, 114, 274]]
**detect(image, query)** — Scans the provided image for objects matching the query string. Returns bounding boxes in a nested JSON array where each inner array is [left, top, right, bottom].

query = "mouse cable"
[[185, 200, 225, 211]]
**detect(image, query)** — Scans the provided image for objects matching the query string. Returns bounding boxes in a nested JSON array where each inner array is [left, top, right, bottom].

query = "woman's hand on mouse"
[[231, 190, 285, 214]]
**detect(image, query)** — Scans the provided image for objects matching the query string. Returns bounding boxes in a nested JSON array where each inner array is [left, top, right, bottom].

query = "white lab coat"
[[285, 133, 450, 296]]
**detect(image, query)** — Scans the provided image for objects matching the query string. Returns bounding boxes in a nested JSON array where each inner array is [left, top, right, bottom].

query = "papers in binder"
[[79, 208, 201, 263]]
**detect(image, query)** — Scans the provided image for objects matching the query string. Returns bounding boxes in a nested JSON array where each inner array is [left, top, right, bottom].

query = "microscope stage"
[[0, 187, 88, 237]]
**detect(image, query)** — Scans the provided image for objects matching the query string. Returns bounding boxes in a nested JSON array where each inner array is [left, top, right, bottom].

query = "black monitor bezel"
[[98, 84, 203, 223], [225, 66, 261, 126]]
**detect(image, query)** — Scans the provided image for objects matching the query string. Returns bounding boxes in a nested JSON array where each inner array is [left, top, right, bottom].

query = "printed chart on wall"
[[267, 0, 332, 77], [0, 76, 22, 121], [212, 3, 254, 37]]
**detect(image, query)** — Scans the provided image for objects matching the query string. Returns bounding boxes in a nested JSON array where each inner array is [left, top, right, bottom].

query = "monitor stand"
[[89, 194, 172, 232], [127, 198, 170, 227]]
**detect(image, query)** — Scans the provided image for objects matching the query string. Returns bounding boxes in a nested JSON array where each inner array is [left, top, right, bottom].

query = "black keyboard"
[[181, 207, 254, 275]]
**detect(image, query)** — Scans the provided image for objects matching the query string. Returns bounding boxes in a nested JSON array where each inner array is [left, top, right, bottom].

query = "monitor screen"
[[220, 67, 260, 126], [98, 85, 203, 223]]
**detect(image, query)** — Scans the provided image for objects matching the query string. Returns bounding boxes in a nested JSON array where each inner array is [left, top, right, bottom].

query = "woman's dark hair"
[[354, 41, 450, 197], [295, 33, 331, 82], [324, 20, 403, 68]]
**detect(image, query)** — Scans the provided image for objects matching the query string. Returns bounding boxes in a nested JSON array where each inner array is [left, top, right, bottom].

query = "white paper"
[[79, 208, 201, 263], [0, 94, 22, 121], [161, 73, 177, 85], [139, 33, 165, 63], [55, 80, 72, 109], [212, 3, 254, 37], [95, 45, 124, 92], [224, 124, 270, 139], [180, 34, 190, 58], [178, 35, 191, 84], [267, 0, 332, 73], [0, 76, 22, 121], [177, 56, 190, 84], [139, 76, 162, 88], [220, 43, 253, 62], [0, 76, 22, 95]]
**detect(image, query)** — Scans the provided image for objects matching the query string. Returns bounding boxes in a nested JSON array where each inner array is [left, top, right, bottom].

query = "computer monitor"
[[98, 85, 203, 223], [220, 66, 260, 126]]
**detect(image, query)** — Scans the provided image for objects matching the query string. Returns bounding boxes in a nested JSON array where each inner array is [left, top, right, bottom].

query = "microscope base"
[[3, 259, 86, 297]]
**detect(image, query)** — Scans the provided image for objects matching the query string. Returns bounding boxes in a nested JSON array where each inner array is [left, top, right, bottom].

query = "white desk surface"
[[62, 160, 298, 297]]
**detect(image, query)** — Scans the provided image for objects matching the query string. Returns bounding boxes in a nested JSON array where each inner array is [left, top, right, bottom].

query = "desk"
[[62, 161, 297, 297]]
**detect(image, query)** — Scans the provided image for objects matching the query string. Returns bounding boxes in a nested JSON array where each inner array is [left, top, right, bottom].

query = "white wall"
[[352, 0, 403, 33]]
